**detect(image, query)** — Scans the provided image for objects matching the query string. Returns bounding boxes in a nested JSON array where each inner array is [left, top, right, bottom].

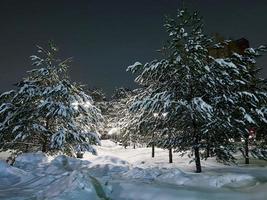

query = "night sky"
[[0, 0, 267, 96]]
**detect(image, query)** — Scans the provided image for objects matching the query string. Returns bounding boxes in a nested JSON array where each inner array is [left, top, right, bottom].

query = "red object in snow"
[[249, 127, 256, 138]]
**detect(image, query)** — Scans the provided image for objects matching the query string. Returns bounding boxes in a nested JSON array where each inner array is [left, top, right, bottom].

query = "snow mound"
[[0, 153, 111, 200], [107, 128, 120, 136], [51, 155, 91, 170], [0, 151, 11, 161], [124, 167, 162, 181], [157, 168, 191, 185], [123, 167, 256, 189], [157, 171, 256, 188], [0, 151, 266, 200], [36, 170, 100, 199], [87, 155, 129, 177], [100, 139, 118, 147], [90, 155, 129, 165], [123, 167, 192, 185], [206, 173, 256, 188], [0, 160, 32, 187], [14, 152, 48, 170]]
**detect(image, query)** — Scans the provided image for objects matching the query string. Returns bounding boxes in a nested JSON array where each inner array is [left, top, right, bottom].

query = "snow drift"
[[0, 145, 267, 200], [0, 153, 109, 200]]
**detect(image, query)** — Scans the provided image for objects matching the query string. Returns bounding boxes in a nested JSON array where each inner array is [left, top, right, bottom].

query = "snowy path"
[[85, 140, 225, 171], [0, 140, 267, 200]]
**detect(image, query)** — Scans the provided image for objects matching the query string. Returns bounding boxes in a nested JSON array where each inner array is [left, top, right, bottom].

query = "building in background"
[[209, 33, 249, 58]]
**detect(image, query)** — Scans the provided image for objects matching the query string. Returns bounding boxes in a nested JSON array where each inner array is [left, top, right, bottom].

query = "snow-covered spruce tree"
[[107, 88, 129, 143], [119, 88, 152, 148], [0, 44, 103, 156], [87, 88, 109, 138], [127, 10, 239, 173], [153, 119, 177, 163], [110, 88, 144, 147], [189, 42, 267, 164], [227, 45, 267, 164], [0, 90, 16, 149]]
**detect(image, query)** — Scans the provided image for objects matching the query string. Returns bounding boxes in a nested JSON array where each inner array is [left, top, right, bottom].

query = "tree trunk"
[[194, 146, 201, 173], [193, 118, 202, 173], [152, 132, 155, 158], [206, 143, 210, 158], [133, 143, 136, 149], [42, 138, 48, 153], [245, 135, 249, 164], [194, 133, 202, 173], [25, 144, 29, 153], [152, 144, 155, 158], [42, 118, 50, 153], [169, 148, 173, 163], [76, 152, 84, 158]]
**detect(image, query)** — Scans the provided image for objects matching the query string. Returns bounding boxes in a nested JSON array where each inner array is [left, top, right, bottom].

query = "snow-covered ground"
[[0, 140, 267, 200]]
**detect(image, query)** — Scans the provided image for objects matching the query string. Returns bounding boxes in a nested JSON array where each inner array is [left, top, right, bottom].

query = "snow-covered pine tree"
[[127, 9, 239, 172], [0, 44, 103, 156]]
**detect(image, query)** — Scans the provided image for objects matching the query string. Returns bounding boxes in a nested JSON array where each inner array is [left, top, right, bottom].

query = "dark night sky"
[[0, 0, 267, 96]]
